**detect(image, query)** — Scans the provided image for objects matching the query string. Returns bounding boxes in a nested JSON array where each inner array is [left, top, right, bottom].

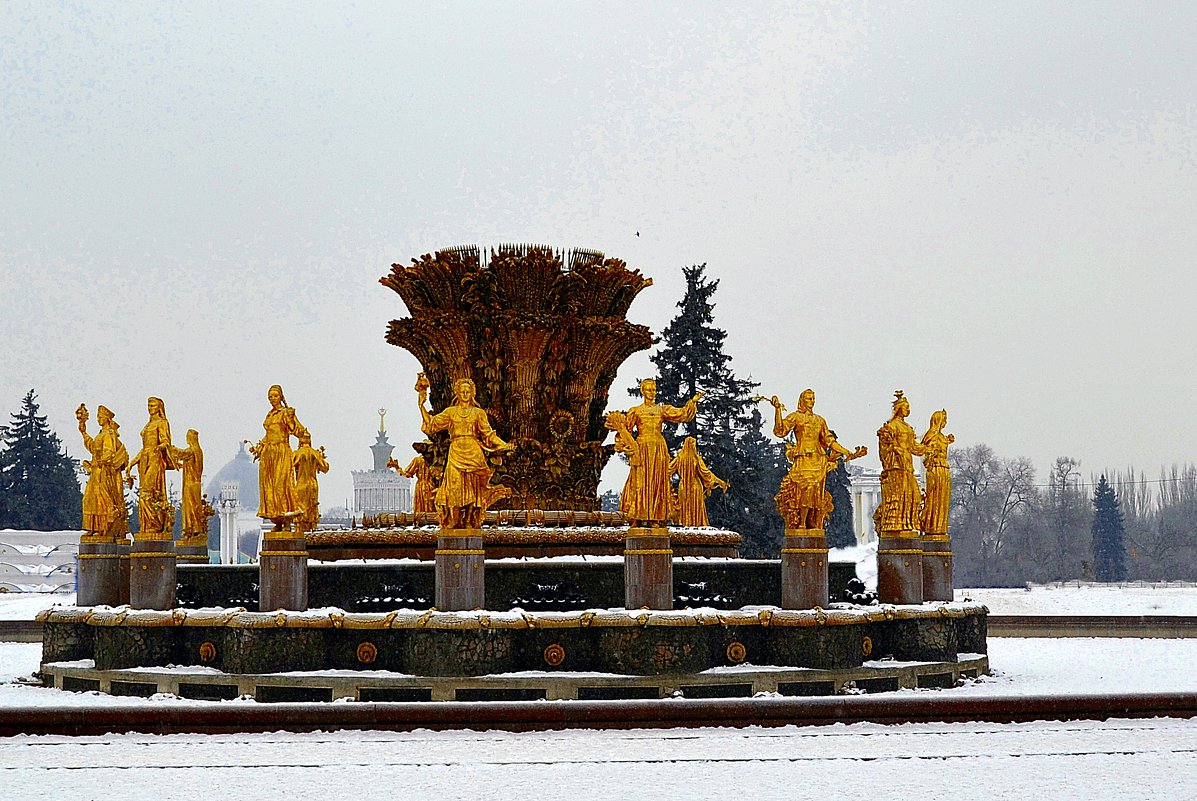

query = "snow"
[[959, 585, 1197, 616]]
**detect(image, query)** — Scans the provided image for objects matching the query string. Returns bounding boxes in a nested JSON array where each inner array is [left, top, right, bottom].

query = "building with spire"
[[351, 408, 412, 518]]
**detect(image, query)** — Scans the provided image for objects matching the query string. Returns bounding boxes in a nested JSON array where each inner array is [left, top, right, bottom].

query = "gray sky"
[[3, 1, 1196, 507]]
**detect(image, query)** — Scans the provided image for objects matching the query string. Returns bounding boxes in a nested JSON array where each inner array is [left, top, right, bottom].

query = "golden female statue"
[[622, 378, 701, 526], [293, 431, 330, 533], [389, 448, 435, 514], [249, 384, 309, 528], [767, 389, 866, 530], [173, 429, 205, 537], [669, 436, 728, 527], [604, 410, 643, 523], [919, 409, 955, 535], [417, 374, 514, 529], [877, 390, 925, 532], [76, 404, 130, 541], [126, 397, 176, 534]]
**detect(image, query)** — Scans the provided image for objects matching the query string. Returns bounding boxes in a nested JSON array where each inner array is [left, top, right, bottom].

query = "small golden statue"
[[619, 378, 702, 527], [417, 373, 514, 529], [877, 390, 925, 533], [764, 389, 866, 530], [173, 429, 206, 539], [293, 431, 330, 534], [76, 404, 130, 542], [919, 409, 954, 535], [603, 410, 643, 523], [389, 446, 435, 514], [126, 397, 176, 534], [248, 384, 309, 530], [669, 436, 729, 527]]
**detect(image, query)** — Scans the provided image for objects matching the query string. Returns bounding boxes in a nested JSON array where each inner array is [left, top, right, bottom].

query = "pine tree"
[[1091, 474, 1128, 582], [0, 390, 82, 530], [633, 265, 787, 555], [825, 457, 856, 548]]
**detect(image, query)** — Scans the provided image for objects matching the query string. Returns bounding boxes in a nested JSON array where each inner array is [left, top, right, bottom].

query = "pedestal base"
[[624, 527, 672, 610], [117, 541, 130, 605], [77, 540, 121, 607], [129, 534, 176, 610], [921, 533, 953, 602], [780, 528, 828, 609], [259, 532, 309, 612], [435, 530, 485, 612], [877, 531, 923, 605], [175, 536, 209, 564]]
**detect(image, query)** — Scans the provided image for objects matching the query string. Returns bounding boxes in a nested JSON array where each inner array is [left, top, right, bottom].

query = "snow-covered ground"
[[960, 585, 1197, 615]]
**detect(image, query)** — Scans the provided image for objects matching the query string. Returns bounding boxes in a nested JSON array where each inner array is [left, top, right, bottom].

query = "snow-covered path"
[[2, 718, 1195, 800]]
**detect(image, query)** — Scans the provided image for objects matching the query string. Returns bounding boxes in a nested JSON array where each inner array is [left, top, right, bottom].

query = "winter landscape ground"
[[2, 587, 1197, 799]]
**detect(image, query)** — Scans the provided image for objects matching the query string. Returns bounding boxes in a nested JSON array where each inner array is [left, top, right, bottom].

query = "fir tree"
[[825, 457, 856, 549], [0, 390, 82, 530], [1091, 474, 1128, 582], [633, 265, 787, 555]]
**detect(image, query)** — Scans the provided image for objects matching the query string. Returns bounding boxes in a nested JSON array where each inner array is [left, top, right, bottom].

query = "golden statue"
[[248, 384, 309, 529], [604, 410, 643, 522], [669, 436, 728, 527], [620, 378, 701, 526], [919, 409, 954, 535], [417, 373, 514, 529], [126, 397, 176, 534], [389, 447, 435, 514], [765, 389, 866, 530], [877, 390, 925, 533], [76, 404, 130, 542], [293, 431, 330, 533], [173, 429, 206, 538]]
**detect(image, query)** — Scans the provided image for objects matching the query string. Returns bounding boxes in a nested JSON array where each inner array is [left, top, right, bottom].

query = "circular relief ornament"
[[356, 641, 378, 665], [861, 635, 874, 658], [543, 643, 566, 667], [549, 410, 574, 440], [198, 641, 217, 663], [726, 641, 747, 664]]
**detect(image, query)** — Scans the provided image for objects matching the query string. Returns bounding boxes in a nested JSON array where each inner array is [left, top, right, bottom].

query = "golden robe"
[[624, 399, 697, 523], [257, 406, 307, 519], [81, 423, 129, 538], [670, 447, 723, 527], [774, 410, 835, 528], [176, 444, 204, 535], [919, 431, 951, 534], [293, 444, 329, 527], [423, 404, 507, 515], [404, 455, 435, 514], [877, 417, 923, 532], [133, 416, 174, 533]]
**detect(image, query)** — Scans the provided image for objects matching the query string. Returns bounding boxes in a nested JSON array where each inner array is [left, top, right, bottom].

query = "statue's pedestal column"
[[77, 539, 121, 606], [175, 535, 209, 564], [921, 533, 953, 602], [780, 528, 828, 609], [624, 527, 673, 610], [259, 528, 308, 611], [877, 530, 923, 604], [129, 532, 176, 610], [117, 539, 131, 605], [435, 530, 485, 611]]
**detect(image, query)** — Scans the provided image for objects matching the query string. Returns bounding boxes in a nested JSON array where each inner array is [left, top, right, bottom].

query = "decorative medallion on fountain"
[[382, 244, 654, 511]]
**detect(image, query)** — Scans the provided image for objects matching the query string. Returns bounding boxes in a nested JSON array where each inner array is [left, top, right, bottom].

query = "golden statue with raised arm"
[[248, 384, 309, 529], [877, 390, 925, 533], [293, 431, 330, 534], [669, 436, 729, 527], [126, 397, 176, 534], [765, 389, 866, 530], [620, 378, 701, 527], [919, 409, 954, 535], [76, 403, 130, 542], [417, 373, 514, 529]]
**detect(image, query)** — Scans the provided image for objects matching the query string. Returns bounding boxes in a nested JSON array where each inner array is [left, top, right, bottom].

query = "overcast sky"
[[3, 1, 1196, 508]]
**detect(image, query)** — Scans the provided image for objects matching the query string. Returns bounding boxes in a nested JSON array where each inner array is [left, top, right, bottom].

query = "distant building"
[[352, 410, 412, 518], [847, 464, 882, 546], [205, 443, 265, 563]]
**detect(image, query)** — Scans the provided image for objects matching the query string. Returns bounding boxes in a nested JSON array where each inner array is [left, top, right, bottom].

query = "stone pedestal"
[[624, 527, 672, 610], [877, 531, 923, 605], [921, 533, 953, 602], [117, 540, 131, 605], [259, 529, 309, 611], [175, 535, 209, 564], [435, 530, 485, 611], [76, 540, 121, 606], [780, 528, 828, 609], [129, 533, 176, 610]]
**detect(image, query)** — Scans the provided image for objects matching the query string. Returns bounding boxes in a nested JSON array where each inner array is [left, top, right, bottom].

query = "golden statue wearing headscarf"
[[249, 384, 309, 528], [126, 397, 176, 534], [919, 409, 954, 535], [417, 374, 514, 529], [877, 390, 925, 533], [669, 436, 729, 527], [76, 403, 130, 542], [620, 378, 702, 526]]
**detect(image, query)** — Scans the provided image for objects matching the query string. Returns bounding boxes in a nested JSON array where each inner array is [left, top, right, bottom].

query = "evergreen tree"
[[632, 265, 787, 555], [825, 457, 856, 548], [1091, 474, 1128, 582], [0, 390, 82, 530]]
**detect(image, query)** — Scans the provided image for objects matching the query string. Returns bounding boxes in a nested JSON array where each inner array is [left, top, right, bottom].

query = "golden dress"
[[774, 410, 836, 527], [670, 446, 723, 527], [176, 444, 204, 535], [423, 404, 507, 516], [81, 423, 129, 538], [257, 406, 308, 519], [293, 444, 329, 527], [624, 398, 697, 523], [919, 431, 951, 534], [877, 417, 923, 532], [133, 416, 174, 533], [404, 455, 435, 514]]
